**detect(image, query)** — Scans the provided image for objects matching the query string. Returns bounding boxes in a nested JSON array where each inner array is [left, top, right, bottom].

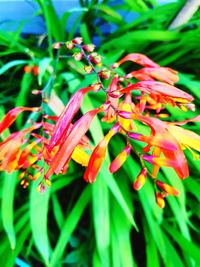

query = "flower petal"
[[120, 81, 194, 104], [84, 123, 120, 183], [48, 86, 94, 151], [109, 145, 131, 173], [45, 107, 103, 179], [111, 53, 159, 68], [0, 107, 40, 134], [125, 67, 179, 85]]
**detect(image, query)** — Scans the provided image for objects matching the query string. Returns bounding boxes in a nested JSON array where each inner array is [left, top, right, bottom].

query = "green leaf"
[[49, 186, 91, 267], [162, 232, 185, 267], [92, 4, 124, 24], [143, 219, 160, 267], [102, 31, 179, 50], [110, 181, 135, 267], [51, 193, 64, 230], [163, 223, 200, 264], [92, 178, 110, 267], [1, 172, 17, 249], [30, 182, 51, 266], [0, 60, 28, 75], [38, 57, 52, 86]]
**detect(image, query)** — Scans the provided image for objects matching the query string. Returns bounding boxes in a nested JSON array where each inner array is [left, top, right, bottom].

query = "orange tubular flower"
[[0, 107, 40, 134], [0, 123, 42, 173], [84, 123, 120, 183], [133, 168, 148, 190], [120, 81, 194, 106], [111, 53, 159, 68], [156, 180, 179, 196], [125, 67, 179, 85], [48, 86, 95, 151], [45, 107, 104, 179], [109, 145, 131, 173]]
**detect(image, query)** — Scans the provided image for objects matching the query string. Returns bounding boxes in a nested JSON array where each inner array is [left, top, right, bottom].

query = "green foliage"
[[0, 0, 200, 266]]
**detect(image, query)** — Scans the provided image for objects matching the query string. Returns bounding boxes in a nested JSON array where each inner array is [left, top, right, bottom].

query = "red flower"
[[111, 53, 159, 68], [84, 123, 120, 183], [45, 107, 104, 179], [48, 86, 95, 151], [0, 107, 40, 134], [109, 145, 131, 173]]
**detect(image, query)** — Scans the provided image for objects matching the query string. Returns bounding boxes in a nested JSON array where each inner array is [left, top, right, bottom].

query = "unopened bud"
[[109, 145, 131, 173], [73, 52, 84, 61], [24, 65, 32, 73], [156, 180, 179, 196], [52, 42, 61, 49], [98, 69, 111, 79], [65, 40, 74, 50], [32, 66, 39, 76], [82, 44, 95, 52], [32, 89, 42, 95], [133, 168, 148, 190], [92, 83, 102, 92], [84, 65, 93, 74], [89, 52, 102, 65], [155, 192, 166, 208], [73, 37, 83, 44]]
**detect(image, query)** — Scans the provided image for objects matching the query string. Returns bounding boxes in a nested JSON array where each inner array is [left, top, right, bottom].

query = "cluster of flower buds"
[[24, 65, 39, 76], [0, 37, 200, 208]]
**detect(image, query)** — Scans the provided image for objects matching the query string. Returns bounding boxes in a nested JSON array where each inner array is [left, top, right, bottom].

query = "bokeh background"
[[0, 0, 200, 266]]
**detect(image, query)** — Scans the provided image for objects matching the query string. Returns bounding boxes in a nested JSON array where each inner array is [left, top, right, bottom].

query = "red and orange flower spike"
[[0, 37, 200, 209]]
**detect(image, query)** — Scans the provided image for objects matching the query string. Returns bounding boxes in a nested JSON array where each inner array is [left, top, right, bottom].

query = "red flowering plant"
[[0, 37, 200, 208]]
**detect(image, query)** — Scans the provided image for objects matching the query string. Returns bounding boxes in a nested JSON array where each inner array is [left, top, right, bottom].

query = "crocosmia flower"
[[0, 38, 199, 210]]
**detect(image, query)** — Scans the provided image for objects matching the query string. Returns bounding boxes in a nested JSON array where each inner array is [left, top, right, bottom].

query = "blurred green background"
[[0, 0, 200, 266]]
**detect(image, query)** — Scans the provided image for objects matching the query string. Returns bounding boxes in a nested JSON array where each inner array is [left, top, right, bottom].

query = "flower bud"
[[98, 69, 111, 79], [89, 52, 102, 65], [65, 40, 74, 50], [82, 44, 95, 52], [24, 65, 32, 73], [73, 52, 84, 61], [32, 66, 39, 76], [109, 145, 131, 173], [156, 180, 179, 196], [92, 82, 102, 92], [52, 42, 61, 49], [31, 89, 42, 95], [155, 192, 166, 208], [133, 168, 148, 190], [20, 178, 29, 189], [84, 65, 93, 74], [73, 37, 83, 44]]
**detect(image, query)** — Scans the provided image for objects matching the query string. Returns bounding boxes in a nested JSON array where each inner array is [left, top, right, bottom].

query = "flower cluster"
[[0, 37, 200, 208]]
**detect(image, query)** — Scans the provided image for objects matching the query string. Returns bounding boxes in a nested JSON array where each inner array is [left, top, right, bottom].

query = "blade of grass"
[[143, 218, 160, 267], [92, 178, 110, 267], [51, 193, 64, 230], [110, 181, 135, 267], [1, 172, 17, 249], [163, 222, 200, 265], [49, 186, 91, 267], [0, 60, 28, 75], [30, 181, 51, 266]]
